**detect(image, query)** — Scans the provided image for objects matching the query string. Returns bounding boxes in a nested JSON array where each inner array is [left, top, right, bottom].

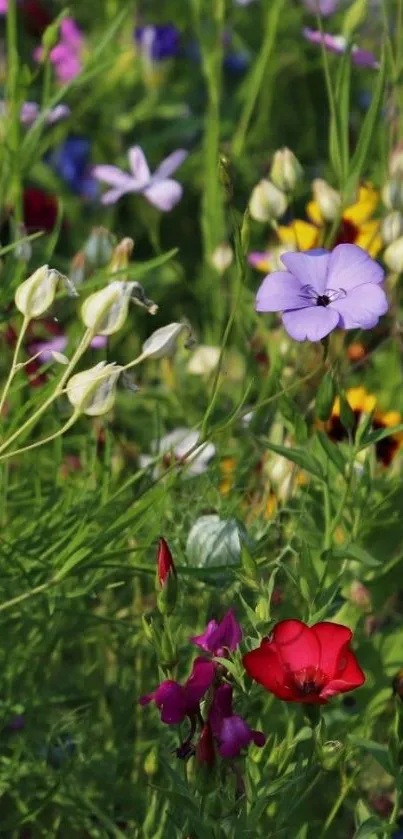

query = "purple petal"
[[29, 336, 67, 363], [100, 188, 130, 205], [218, 715, 254, 758], [303, 27, 346, 55], [60, 18, 83, 49], [352, 48, 379, 68], [128, 146, 151, 186], [256, 271, 311, 313], [252, 729, 266, 747], [184, 657, 216, 711], [92, 165, 136, 190], [190, 619, 219, 652], [329, 283, 388, 329], [282, 306, 339, 341], [209, 683, 234, 736], [143, 179, 183, 211], [327, 244, 384, 292], [153, 150, 188, 181], [281, 249, 330, 295], [46, 104, 71, 124], [90, 335, 108, 350], [154, 681, 188, 724], [302, 0, 340, 16], [20, 103, 40, 125], [248, 251, 272, 269]]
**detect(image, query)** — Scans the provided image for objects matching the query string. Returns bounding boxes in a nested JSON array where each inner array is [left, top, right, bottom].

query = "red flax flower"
[[243, 620, 365, 704]]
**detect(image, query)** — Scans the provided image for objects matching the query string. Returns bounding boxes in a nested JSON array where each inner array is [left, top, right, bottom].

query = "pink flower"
[[92, 146, 188, 211], [303, 28, 379, 68], [28, 333, 107, 363], [190, 610, 242, 657], [0, 0, 8, 13], [140, 657, 215, 725], [208, 684, 265, 758], [302, 0, 340, 16], [34, 17, 84, 83]]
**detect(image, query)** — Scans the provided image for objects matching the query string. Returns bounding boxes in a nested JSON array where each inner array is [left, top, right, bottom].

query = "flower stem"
[[0, 315, 30, 423], [0, 412, 80, 462]]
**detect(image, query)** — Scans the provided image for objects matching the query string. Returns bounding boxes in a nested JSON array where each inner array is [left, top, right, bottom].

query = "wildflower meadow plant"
[[2, 0, 403, 836]]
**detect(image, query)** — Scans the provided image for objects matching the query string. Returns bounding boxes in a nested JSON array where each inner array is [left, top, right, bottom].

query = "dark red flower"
[[156, 537, 176, 587], [195, 722, 215, 768], [20, 0, 53, 36], [23, 187, 59, 233], [243, 619, 365, 704]]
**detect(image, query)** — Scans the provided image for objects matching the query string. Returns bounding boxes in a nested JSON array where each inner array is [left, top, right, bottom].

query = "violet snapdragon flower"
[[140, 657, 215, 725], [93, 146, 188, 211], [208, 684, 265, 758], [303, 28, 379, 68], [256, 244, 388, 342], [191, 610, 242, 657], [34, 17, 84, 83]]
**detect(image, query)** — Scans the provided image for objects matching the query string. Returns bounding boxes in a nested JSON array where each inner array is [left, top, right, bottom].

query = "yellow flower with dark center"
[[372, 409, 403, 467], [322, 387, 403, 467], [278, 185, 382, 258]]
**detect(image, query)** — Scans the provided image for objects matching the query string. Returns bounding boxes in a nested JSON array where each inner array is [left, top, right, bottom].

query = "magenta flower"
[[302, 0, 340, 16], [303, 28, 379, 68], [34, 17, 84, 83], [191, 610, 242, 657], [92, 146, 188, 211], [0, 0, 7, 13], [256, 244, 387, 342], [140, 657, 215, 725], [208, 684, 265, 758]]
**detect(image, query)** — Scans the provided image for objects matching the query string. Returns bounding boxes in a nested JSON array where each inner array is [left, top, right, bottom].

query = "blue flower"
[[49, 136, 98, 198], [135, 24, 180, 61]]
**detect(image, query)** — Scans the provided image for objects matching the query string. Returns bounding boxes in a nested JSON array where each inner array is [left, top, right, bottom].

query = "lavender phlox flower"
[[92, 146, 187, 211], [208, 684, 265, 758], [191, 610, 242, 657], [256, 244, 387, 342], [303, 28, 379, 68]]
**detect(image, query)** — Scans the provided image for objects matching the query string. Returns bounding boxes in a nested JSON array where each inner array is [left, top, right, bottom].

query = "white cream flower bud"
[[270, 148, 303, 192], [249, 179, 287, 222], [15, 265, 59, 318], [66, 361, 121, 416], [142, 323, 190, 360], [382, 178, 403, 211], [187, 345, 220, 375], [312, 179, 341, 221], [81, 281, 134, 335], [211, 243, 233, 274], [383, 236, 403, 272], [381, 211, 403, 245]]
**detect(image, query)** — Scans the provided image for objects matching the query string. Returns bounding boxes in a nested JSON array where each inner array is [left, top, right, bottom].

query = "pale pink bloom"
[[92, 146, 188, 211]]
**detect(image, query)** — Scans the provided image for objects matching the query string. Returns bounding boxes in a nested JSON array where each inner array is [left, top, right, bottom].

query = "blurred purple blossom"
[[135, 23, 179, 60], [256, 244, 388, 342], [191, 610, 242, 657], [303, 28, 379, 67], [0, 0, 7, 12], [28, 333, 107, 363], [0, 101, 70, 125], [208, 684, 265, 758], [93, 146, 188, 211], [302, 0, 340, 16], [34, 17, 84, 83]]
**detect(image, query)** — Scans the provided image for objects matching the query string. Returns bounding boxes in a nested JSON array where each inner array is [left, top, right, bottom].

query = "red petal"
[[312, 621, 352, 679], [242, 644, 294, 700], [320, 650, 366, 699], [272, 620, 320, 672]]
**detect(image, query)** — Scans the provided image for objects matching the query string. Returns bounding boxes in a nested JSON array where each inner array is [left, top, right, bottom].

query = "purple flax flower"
[[302, 0, 340, 16], [208, 684, 265, 758], [34, 17, 84, 83], [135, 23, 179, 60], [93, 146, 188, 211], [191, 610, 242, 657], [303, 28, 379, 68], [256, 244, 388, 342], [140, 657, 215, 725]]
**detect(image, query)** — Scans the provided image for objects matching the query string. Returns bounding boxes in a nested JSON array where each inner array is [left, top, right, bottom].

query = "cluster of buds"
[[249, 147, 302, 223], [382, 146, 403, 272]]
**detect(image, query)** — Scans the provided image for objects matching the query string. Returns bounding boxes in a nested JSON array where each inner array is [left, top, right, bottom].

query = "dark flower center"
[[316, 294, 331, 307], [292, 666, 327, 697], [372, 419, 400, 467], [334, 218, 358, 247]]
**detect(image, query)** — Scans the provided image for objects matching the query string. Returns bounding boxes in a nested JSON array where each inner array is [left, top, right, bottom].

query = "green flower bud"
[[270, 148, 303, 192], [15, 266, 59, 319]]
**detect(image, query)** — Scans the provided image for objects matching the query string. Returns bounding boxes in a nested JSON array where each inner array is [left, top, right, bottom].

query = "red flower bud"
[[157, 537, 176, 587], [195, 723, 215, 768]]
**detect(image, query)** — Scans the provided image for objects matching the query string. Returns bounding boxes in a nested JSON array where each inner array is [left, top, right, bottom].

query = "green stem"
[[0, 315, 30, 421], [319, 773, 357, 837], [0, 412, 79, 462], [0, 328, 94, 455], [322, 481, 332, 551]]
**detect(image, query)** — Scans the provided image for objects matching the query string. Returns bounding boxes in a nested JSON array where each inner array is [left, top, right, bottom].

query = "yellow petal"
[[354, 220, 383, 257], [278, 220, 319, 251], [345, 386, 376, 413], [306, 200, 324, 226], [343, 184, 379, 226]]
